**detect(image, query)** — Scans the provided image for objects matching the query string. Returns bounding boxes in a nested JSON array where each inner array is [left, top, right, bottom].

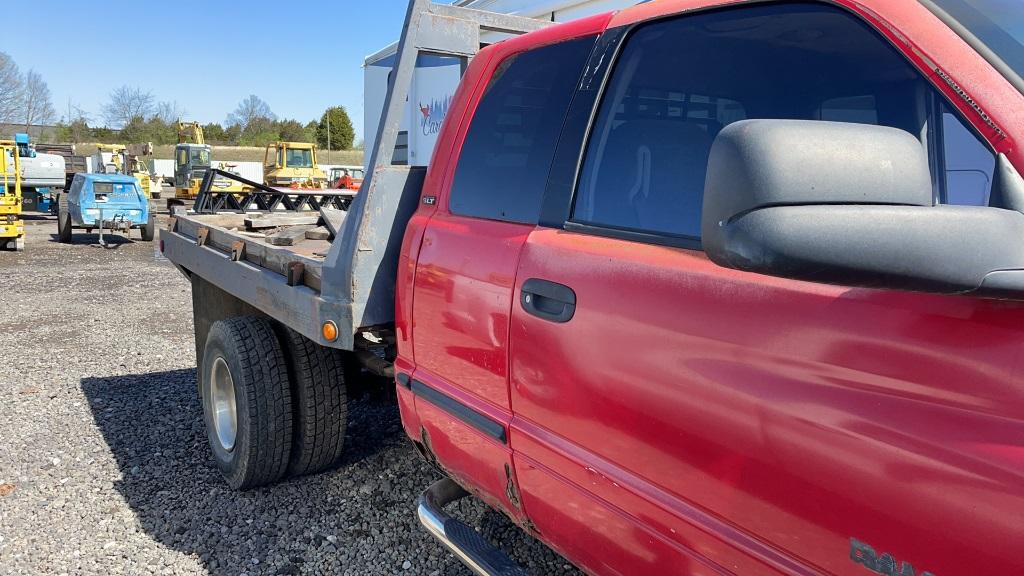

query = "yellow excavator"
[[0, 139, 24, 251], [263, 141, 329, 189], [173, 121, 247, 203]]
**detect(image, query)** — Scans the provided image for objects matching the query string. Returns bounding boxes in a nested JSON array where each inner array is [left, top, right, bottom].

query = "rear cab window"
[[448, 36, 595, 224], [570, 2, 999, 244]]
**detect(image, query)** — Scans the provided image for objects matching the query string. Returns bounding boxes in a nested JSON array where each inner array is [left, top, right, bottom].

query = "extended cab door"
[[403, 31, 598, 522], [509, 3, 1024, 575]]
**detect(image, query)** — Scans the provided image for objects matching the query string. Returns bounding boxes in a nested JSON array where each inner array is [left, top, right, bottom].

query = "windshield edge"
[[919, 0, 1024, 97]]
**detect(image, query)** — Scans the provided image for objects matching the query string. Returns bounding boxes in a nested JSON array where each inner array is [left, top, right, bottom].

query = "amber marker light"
[[322, 321, 339, 342]]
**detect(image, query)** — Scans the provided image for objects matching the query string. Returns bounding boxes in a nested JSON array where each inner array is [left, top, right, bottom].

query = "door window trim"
[[539, 0, 1001, 251], [564, 221, 703, 250], [445, 34, 600, 226]]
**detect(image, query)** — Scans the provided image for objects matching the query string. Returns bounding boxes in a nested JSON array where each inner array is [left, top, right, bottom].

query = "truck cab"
[[328, 166, 364, 190], [161, 1, 1024, 574], [395, 1, 1024, 574]]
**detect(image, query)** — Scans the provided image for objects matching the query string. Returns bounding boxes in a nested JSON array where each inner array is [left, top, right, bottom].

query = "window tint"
[[449, 37, 594, 224], [819, 95, 878, 124], [942, 108, 996, 206], [573, 3, 988, 239]]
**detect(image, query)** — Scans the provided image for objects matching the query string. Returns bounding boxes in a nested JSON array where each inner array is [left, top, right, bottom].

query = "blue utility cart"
[[57, 173, 154, 246]]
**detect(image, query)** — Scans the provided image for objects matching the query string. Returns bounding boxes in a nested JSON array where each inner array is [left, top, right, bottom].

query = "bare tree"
[[101, 85, 155, 128], [153, 100, 187, 123], [226, 94, 276, 131], [55, 102, 92, 143], [0, 52, 24, 125], [68, 103, 91, 125], [22, 70, 56, 129]]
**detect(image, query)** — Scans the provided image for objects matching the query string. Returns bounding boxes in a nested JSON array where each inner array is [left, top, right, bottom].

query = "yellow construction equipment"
[[0, 140, 25, 251], [174, 121, 247, 202], [264, 142, 328, 189], [91, 143, 160, 198]]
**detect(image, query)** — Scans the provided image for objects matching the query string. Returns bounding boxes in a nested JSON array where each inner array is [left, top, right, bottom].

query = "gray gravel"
[[0, 216, 582, 576]]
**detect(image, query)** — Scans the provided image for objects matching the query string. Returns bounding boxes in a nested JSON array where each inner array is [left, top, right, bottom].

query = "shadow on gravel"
[[48, 232, 138, 248], [81, 368, 410, 575], [83, 368, 582, 576]]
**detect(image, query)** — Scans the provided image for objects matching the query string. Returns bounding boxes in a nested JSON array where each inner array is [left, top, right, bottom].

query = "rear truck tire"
[[140, 214, 155, 242], [57, 195, 72, 244], [201, 316, 293, 490], [276, 327, 349, 477]]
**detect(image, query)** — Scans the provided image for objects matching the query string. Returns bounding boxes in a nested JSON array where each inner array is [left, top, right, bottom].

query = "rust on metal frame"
[[230, 240, 246, 262]]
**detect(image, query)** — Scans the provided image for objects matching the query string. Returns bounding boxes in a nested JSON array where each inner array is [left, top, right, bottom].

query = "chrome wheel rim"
[[210, 356, 237, 452]]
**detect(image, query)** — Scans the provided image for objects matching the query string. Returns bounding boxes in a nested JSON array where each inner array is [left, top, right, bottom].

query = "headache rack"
[[160, 0, 549, 351], [192, 168, 356, 213]]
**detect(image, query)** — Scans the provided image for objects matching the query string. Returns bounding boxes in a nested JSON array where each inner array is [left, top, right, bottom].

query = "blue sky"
[[3, 0, 435, 141]]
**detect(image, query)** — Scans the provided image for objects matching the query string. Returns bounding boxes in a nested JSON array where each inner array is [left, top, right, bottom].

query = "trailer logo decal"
[[850, 539, 935, 576], [419, 95, 451, 136]]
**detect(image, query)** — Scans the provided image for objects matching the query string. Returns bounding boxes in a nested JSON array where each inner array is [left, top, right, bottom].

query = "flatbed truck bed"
[[163, 0, 543, 354], [159, 2, 553, 572]]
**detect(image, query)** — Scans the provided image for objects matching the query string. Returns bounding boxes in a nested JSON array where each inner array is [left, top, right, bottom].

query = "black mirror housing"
[[701, 119, 1024, 296]]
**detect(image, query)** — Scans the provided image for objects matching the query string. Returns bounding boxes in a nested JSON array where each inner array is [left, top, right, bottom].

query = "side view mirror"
[[701, 119, 1024, 297]]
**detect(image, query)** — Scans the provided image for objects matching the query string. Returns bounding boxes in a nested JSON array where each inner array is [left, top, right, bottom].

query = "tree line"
[[0, 51, 356, 150], [59, 90, 356, 150]]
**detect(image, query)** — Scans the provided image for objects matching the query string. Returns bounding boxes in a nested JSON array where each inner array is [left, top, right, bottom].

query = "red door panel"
[[408, 212, 532, 521], [509, 227, 1024, 575], [411, 365, 524, 520], [411, 212, 531, 410], [514, 453, 730, 576]]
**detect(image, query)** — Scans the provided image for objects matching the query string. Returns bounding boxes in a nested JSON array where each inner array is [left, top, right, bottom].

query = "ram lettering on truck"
[[162, 1, 1024, 574]]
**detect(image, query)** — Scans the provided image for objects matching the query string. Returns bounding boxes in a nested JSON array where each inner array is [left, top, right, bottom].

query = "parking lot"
[[0, 217, 581, 576]]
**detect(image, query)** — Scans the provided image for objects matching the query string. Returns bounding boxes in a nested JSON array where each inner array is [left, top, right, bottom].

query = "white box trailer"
[[362, 0, 635, 168]]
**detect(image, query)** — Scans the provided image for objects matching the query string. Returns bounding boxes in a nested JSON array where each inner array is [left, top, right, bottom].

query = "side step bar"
[[418, 478, 530, 576]]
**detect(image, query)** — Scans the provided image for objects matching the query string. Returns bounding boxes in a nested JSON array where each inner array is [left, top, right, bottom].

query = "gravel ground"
[[0, 216, 582, 576]]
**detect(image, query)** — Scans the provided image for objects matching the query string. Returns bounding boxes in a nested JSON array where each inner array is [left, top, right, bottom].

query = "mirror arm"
[[978, 269, 1024, 297], [992, 153, 1024, 214]]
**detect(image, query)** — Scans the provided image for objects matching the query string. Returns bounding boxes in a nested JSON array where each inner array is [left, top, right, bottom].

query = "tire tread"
[[277, 328, 348, 477], [211, 316, 292, 489]]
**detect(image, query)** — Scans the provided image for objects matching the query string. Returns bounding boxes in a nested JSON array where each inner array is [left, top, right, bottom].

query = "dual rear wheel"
[[200, 316, 348, 490]]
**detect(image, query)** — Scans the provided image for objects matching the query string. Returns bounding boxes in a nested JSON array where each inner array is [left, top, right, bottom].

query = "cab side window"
[[941, 106, 996, 206], [449, 36, 594, 224], [572, 2, 997, 241]]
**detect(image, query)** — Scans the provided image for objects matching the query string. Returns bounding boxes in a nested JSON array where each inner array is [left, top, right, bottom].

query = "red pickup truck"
[[163, 0, 1024, 574]]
